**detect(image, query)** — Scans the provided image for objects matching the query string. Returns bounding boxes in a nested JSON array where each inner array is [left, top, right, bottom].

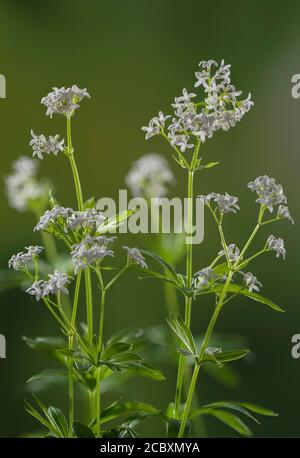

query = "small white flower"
[[277, 205, 294, 224], [41, 85, 90, 118], [193, 267, 218, 289], [267, 235, 286, 259], [34, 206, 73, 232], [248, 176, 287, 212], [240, 271, 262, 293], [71, 236, 115, 274], [30, 130, 64, 160], [201, 192, 240, 214], [218, 244, 240, 262], [26, 281, 44, 301], [42, 271, 71, 296], [123, 247, 147, 269], [8, 246, 43, 271]]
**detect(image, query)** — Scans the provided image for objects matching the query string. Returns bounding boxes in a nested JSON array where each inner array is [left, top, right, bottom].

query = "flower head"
[[123, 247, 147, 269], [277, 205, 294, 224], [8, 246, 43, 271], [141, 111, 171, 140], [267, 235, 286, 259], [201, 192, 240, 214], [248, 175, 287, 212], [71, 235, 115, 274], [193, 267, 219, 289], [142, 59, 253, 148], [125, 153, 174, 199], [240, 271, 262, 293], [4, 156, 48, 212], [26, 281, 45, 301], [30, 130, 64, 160], [66, 209, 105, 232], [41, 85, 90, 118], [218, 243, 240, 262], [34, 206, 73, 232], [42, 271, 71, 296], [26, 271, 70, 301]]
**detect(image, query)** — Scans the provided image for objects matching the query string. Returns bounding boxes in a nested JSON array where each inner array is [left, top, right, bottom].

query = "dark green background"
[[0, 0, 299, 437]]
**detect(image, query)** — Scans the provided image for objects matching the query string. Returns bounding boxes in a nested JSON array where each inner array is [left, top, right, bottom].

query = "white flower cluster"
[[41, 85, 90, 118], [239, 271, 262, 293], [193, 267, 219, 289], [142, 60, 254, 150], [125, 153, 174, 199], [201, 192, 240, 214], [8, 246, 43, 271], [30, 130, 65, 160], [4, 156, 47, 212], [71, 235, 115, 274], [34, 206, 105, 234], [247, 175, 292, 218], [267, 235, 286, 259], [218, 243, 240, 262], [34, 206, 73, 232], [123, 247, 147, 269], [26, 271, 70, 301]]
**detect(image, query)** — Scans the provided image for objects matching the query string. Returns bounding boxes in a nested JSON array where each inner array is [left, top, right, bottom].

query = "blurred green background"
[[0, 0, 299, 437]]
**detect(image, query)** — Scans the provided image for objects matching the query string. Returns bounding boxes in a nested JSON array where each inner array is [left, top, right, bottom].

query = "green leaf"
[[237, 403, 278, 417], [100, 401, 160, 425], [97, 210, 136, 234], [26, 370, 68, 391], [167, 316, 197, 358], [126, 364, 165, 381], [203, 161, 220, 169], [47, 406, 69, 438], [138, 249, 178, 279], [83, 196, 95, 209], [223, 284, 284, 312], [102, 342, 132, 361], [73, 421, 95, 438], [23, 336, 66, 360], [202, 348, 250, 365], [205, 409, 252, 437], [201, 402, 259, 424]]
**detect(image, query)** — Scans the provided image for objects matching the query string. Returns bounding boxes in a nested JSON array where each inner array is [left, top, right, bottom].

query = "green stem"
[[68, 270, 82, 435], [66, 116, 94, 344], [96, 285, 106, 438], [174, 168, 194, 418], [178, 272, 234, 437]]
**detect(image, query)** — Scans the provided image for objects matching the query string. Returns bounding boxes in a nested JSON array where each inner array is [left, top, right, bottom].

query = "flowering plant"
[[4, 60, 293, 438], [140, 59, 293, 437], [7, 85, 163, 438]]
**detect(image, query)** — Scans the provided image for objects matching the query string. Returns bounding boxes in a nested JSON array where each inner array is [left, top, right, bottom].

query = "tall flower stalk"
[[7, 84, 162, 439], [141, 59, 290, 437]]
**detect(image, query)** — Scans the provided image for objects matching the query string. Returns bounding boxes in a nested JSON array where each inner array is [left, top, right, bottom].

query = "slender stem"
[[96, 368, 101, 438], [105, 266, 128, 291], [178, 272, 234, 437], [96, 282, 106, 438], [174, 168, 194, 418], [66, 116, 94, 344], [68, 270, 82, 435], [84, 269, 94, 342]]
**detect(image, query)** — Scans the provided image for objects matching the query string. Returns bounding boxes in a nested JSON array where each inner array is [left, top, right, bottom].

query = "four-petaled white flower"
[[267, 235, 286, 260]]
